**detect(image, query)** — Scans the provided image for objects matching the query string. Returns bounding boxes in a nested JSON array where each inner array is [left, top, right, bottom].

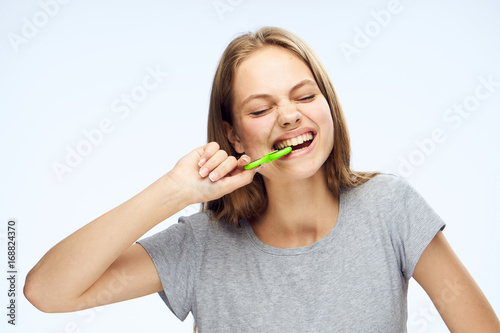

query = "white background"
[[1, 0, 499, 332]]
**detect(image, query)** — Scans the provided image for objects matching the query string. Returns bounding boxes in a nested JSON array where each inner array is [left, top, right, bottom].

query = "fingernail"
[[199, 167, 209, 177], [198, 158, 207, 167], [209, 172, 219, 182], [241, 156, 250, 164], [254, 165, 265, 172]]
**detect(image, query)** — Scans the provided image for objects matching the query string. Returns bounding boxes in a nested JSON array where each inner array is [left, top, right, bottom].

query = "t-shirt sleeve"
[[136, 216, 198, 321], [386, 175, 446, 279]]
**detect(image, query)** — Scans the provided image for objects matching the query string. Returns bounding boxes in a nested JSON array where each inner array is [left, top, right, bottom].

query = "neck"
[[251, 167, 339, 248]]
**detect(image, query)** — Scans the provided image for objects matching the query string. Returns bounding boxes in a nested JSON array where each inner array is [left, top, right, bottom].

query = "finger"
[[229, 155, 265, 176], [208, 156, 238, 182], [226, 155, 251, 177], [198, 142, 220, 167], [237, 155, 251, 169], [217, 168, 258, 194], [199, 149, 228, 178]]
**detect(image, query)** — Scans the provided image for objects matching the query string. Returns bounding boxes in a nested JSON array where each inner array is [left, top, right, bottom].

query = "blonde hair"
[[202, 26, 378, 226]]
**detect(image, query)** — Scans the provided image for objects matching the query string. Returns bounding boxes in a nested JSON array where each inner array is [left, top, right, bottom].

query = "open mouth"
[[273, 132, 314, 152]]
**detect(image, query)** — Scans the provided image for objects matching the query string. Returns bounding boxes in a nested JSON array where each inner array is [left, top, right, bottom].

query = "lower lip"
[[280, 135, 316, 160]]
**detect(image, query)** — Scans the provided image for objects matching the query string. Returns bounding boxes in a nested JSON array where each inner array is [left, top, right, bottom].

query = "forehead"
[[232, 46, 315, 102]]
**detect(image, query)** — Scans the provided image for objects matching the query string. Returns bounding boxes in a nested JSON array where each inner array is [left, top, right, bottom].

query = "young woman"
[[24, 27, 499, 332]]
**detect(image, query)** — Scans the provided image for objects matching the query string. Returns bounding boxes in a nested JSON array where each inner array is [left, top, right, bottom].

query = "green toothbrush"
[[244, 146, 292, 170]]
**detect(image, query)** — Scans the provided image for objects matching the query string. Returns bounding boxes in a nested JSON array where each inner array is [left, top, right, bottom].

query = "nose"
[[277, 102, 301, 127]]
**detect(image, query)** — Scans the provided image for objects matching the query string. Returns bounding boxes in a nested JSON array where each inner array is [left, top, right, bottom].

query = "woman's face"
[[226, 46, 334, 181]]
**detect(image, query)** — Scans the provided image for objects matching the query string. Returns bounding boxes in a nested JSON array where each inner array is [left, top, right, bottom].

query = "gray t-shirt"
[[138, 173, 446, 332]]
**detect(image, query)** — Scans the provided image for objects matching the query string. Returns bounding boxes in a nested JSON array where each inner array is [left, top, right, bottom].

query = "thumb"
[[237, 154, 251, 169], [218, 166, 262, 195]]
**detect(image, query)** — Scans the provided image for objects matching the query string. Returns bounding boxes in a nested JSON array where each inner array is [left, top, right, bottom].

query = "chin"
[[263, 162, 325, 182], [293, 165, 325, 180]]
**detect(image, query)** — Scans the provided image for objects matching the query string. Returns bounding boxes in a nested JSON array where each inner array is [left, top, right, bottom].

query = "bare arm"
[[413, 231, 500, 332], [24, 142, 257, 313]]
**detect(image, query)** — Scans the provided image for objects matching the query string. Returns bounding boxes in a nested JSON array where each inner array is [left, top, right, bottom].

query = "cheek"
[[317, 98, 333, 121], [303, 99, 334, 129], [239, 118, 274, 155], [322, 112, 335, 149], [308, 99, 335, 147]]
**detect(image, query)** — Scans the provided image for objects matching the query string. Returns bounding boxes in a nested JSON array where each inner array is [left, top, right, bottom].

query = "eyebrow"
[[240, 79, 318, 107]]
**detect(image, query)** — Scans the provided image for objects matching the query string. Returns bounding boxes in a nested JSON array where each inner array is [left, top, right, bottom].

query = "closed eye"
[[251, 108, 271, 116], [299, 95, 315, 101]]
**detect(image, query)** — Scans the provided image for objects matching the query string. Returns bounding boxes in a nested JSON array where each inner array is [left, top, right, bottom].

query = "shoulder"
[[176, 211, 212, 241], [346, 172, 411, 200], [178, 211, 243, 242], [178, 211, 211, 229]]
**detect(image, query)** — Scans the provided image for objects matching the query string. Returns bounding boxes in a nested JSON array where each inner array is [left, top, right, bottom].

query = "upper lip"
[[272, 128, 316, 150]]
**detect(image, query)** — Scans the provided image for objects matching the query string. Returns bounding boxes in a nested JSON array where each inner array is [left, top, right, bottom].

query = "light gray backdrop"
[[1, 0, 499, 332]]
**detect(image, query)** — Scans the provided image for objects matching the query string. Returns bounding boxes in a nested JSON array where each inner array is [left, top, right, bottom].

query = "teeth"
[[274, 132, 313, 150]]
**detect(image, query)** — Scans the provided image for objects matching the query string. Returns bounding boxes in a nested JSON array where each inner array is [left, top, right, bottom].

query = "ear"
[[223, 121, 245, 154]]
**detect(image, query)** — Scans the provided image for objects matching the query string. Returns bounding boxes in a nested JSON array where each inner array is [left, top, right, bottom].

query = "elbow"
[[24, 270, 68, 313], [24, 271, 51, 313]]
